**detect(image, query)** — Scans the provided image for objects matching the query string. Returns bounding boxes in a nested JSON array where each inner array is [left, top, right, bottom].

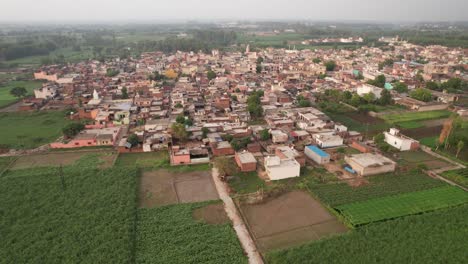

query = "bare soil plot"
[[346, 112, 384, 124], [402, 125, 442, 139], [10, 150, 116, 170], [193, 203, 229, 225], [139, 170, 219, 208], [239, 190, 348, 252]]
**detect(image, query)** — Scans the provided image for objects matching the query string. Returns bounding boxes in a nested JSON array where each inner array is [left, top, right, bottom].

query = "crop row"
[[335, 186, 468, 226]]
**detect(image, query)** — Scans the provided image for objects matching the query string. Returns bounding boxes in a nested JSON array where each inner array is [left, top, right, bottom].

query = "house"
[[34, 85, 58, 99], [211, 141, 235, 156], [304, 145, 330, 164], [345, 153, 396, 176], [235, 151, 257, 172], [171, 146, 191, 165], [313, 134, 343, 148], [275, 146, 306, 167], [357, 84, 383, 99], [271, 130, 288, 144], [264, 155, 300, 181], [384, 128, 419, 151], [50, 127, 121, 149]]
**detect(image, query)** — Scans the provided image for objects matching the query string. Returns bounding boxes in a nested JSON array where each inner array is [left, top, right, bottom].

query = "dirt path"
[[211, 167, 264, 264]]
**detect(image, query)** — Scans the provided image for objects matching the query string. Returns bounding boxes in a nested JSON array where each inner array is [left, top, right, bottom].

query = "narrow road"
[[211, 167, 264, 264]]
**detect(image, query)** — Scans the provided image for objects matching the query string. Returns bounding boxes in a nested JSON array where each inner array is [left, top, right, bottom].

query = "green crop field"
[[397, 121, 424, 129], [0, 156, 15, 173], [441, 169, 468, 188], [0, 111, 71, 149], [136, 202, 247, 264], [382, 110, 451, 124], [115, 151, 170, 168], [308, 170, 445, 206], [0, 165, 138, 263], [0, 80, 43, 108], [336, 186, 468, 226], [267, 205, 468, 264]]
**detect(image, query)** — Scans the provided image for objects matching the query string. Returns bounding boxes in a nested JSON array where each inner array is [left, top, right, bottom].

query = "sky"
[[1, 0, 467, 22]]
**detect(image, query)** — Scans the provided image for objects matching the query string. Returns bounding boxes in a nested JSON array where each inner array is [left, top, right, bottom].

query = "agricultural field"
[[326, 111, 390, 136], [115, 151, 170, 168], [308, 170, 446, 206], [336, 186, 468, 226], [381, 110, 452, 124], [228, 171, 267, 194], [396, 150, 450, 170], [139, 169, 218, 207], [440, 169, 468, 188], [267, 205, 468, 264], [0, 156, 15, 173], [9, 151, 117, 170], [238, 191, 348, 252], [136, 202, 247, 264], [0, 80, 43, 108], [0, 111, 71, 149], [0, 165, 138, 263]]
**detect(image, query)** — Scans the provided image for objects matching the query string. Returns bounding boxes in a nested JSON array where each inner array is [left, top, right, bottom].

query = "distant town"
[[1, 23, 467, 264]]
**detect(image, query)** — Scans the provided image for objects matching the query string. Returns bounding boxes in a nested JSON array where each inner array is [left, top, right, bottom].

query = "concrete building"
[[357, 84, 383, 99], [34, 85, 58, 99], [384, 128, 419, 151], [235, 151, 257, 172], [271, 130, 289, 144], [313, 134, 344, 148], [304, 145, 330, 164], [264, 155, 300, 181], [345, 153, 396, 176]]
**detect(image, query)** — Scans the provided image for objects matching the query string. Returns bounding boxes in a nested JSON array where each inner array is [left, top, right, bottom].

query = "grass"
[[267, 205, 468, 264], [116, 151, 211, 172], [382, 110, 451, 124], [308, 170, 446, 207], [0, 166, 138, 263], [336, 186, 468, 226], [440, 169, 468, 188], [0, 111, 72, 149], [0, 80, 43, 108], [136, 202, 247, 264], [228, 171, 266, 194], [0, 156, 15, 173], [419, 136, 438, 148], [397, 121, 424, 129]]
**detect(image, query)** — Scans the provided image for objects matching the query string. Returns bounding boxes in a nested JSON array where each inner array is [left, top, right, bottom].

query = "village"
[[1, 30, 467, 264]]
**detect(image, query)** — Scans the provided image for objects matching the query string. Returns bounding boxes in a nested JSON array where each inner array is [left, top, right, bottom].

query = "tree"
[[259, 129, 270, 141], [207, 70, 216, 80], [62, 123, 85, 138], [312, 58, 321, 64], [362, 93, 376, 104], [393, 82, 408, 93], [106, 68, 119, 77], [213, 157, 239, 178], [324, 60, 336, 71], [201, 127, 209, 139], [121, 87, 129, 99], [456, 140, 464, 158], [171, 123, 188, 142], [367, 75, 386, 88], [378, 89, 393, 105], [176, 115, 186, 124], [247, 91, 263, 119], [184, 118, 193, 127], [127, 134, 139, 147], [10, 87, 27, 98], [256, 64, 262, 74], [174, 103, 183, 108], [410, 88, 432, 102], [425, 81, 440, 91]]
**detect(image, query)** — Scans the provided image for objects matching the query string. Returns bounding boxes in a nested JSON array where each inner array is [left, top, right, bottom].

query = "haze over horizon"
[[1, 0, 468, 23]]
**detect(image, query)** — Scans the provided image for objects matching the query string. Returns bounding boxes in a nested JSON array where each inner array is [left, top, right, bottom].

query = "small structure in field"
[[235, 151, 257, 172], [384, 128, 419, 151], [345, 153, 396, 176], [304, 145, 330, 164]]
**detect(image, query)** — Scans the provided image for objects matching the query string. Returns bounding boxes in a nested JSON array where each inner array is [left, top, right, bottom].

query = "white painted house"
[[384, 128, 420, 151], [357, 84, 383, 99], [264, 155, 300, 181], [34, 85, 57, 99]]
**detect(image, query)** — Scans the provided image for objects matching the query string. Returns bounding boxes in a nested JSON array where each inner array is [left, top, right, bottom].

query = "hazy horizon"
[[1, 0, 468, 23]]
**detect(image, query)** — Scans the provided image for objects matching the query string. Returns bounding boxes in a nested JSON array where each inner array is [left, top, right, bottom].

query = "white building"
[[384, 128, 419, 151], [34, 86, 57, 99], [357, 84, 383, 99], [264, 156, 300, 181], [345, 153, 396, 176], [313, 134, 343, 148]]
